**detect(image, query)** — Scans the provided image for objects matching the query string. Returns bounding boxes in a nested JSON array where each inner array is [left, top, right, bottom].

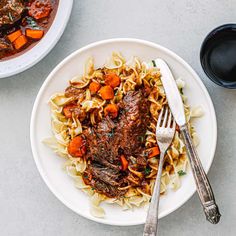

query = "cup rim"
[[200, 23, 236, 89]]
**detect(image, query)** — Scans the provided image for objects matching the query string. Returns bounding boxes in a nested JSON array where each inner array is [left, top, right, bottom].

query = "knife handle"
[[180, 124, 221, 224]]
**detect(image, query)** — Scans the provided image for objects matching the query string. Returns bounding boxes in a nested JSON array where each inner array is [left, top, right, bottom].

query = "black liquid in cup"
[[200, 24, 236, 88]]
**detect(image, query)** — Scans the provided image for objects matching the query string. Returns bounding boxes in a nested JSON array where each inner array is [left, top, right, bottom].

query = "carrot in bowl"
[[68, 136, 86, 157], [105, 72, 121, 88], [99, 85, 114, 100], [120, 155, 128, 171], [7, 30, 22, 42], [13, 35, 28, 50], [26, 28, 44, 40], [146, 146, 160, 158], [104, 104, 119, 118], [89, 81, 101, 93]]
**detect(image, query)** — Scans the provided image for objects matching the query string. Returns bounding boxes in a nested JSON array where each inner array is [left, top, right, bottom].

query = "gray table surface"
[[0, 0, 236, 235]]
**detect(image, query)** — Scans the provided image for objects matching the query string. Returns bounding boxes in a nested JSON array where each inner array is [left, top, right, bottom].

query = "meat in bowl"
[[0, 0, 59, 60]]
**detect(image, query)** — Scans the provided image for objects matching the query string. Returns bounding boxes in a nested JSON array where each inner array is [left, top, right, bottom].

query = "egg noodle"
[[44, 52, 203, 218]]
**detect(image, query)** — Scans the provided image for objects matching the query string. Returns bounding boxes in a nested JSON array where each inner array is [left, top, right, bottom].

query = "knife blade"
[[154, 58, 186, 126]]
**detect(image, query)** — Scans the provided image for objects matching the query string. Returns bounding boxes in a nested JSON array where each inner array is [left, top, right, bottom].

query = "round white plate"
[[0, 0, 73, 78], [30, 38, 217, 226]]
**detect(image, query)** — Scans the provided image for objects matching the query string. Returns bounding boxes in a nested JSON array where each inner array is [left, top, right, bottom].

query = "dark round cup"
[[200, 24, 236, 88]]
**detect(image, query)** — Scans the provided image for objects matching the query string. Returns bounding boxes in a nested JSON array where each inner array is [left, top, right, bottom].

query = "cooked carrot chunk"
[[120, 155, 128, 171], [68, 136, 86, 157], [104, 104, 119, 118], [26, 28, 44, 39], [146, 146, 160, 158], [99, 86, 114, 100], [63, 104, 77, 119], [89, 81, 101, 93], [105, 72, 121, 88], [7, 30, 22, 43], [13, 35, 27, 50]]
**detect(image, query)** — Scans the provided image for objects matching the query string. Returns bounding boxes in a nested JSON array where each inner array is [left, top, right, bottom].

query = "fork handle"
[[180, 124, 221, 224], [143, 152, 165, 236]]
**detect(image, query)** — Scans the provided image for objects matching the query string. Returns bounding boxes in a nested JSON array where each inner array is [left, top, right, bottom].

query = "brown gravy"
[[0, 0, 59, 61]]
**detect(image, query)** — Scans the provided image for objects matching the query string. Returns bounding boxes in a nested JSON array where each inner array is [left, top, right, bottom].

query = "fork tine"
[[173, 120, 176, 130], [157, 108, 164, 127], [167, 110, 172, 127], [162, 107, 169, 127]]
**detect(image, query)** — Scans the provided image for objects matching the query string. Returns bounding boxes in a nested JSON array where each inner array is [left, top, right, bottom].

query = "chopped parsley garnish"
[[178, 170, 186, 176], [142, 151, 149, 157], [180, 88, 184, 95], [107, 128, 114, 137], [26, 17, 40, 29], [91, 187, 95, 190], [144, 166, 151, 175], [152, 60, 157, 67]]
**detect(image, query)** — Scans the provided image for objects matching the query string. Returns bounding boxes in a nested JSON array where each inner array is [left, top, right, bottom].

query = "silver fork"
[[143, 106, 176, 236]]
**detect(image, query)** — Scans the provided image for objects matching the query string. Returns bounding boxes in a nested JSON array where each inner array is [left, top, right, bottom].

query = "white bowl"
[[0, 0, 73, 78], [30, 38, 217, 226]]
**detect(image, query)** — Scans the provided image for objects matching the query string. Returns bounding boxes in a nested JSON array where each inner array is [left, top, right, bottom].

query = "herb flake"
[[26, 17, 40, 29], [144, 166, 151, 176], [152, 60, 157, 67], [107, 128, 114, 138], [180, 88, 183, 95], [178, 170, 186, 176]]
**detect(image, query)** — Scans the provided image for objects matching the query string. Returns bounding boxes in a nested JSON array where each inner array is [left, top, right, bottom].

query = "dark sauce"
[[0, 0, 59, 61], [200, 24, 236, 88]]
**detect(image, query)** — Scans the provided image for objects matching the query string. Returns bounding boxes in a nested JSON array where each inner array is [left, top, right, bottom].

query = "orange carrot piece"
[[99, 86, 114, 100], [146, 146, 160, 158], [13, 35, 27, 50], [120, 155, 129, 171], [63, 104, 77, 119], [7, 30, 22, 43], [104, 104, 119, 118], [105, 72, 121, 88], [89, 81, 101, 93], [26, 28, 44, 39], [68, 136, 86, 157]]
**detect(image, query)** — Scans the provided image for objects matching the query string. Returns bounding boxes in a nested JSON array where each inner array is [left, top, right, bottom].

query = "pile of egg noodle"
[[44, 52, 203, 218]]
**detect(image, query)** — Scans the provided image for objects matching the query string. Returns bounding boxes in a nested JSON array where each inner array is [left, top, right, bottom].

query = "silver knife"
[[154, 58, 221, 224]]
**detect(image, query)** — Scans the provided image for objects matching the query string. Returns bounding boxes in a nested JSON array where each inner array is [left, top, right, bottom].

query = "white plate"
[[0, 0, 73, 78], [30, 38, 217, 226]]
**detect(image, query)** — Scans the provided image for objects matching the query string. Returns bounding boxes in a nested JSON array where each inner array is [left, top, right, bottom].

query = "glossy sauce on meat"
[[82, 90, 150, 198], [0, 0, 59, 60]]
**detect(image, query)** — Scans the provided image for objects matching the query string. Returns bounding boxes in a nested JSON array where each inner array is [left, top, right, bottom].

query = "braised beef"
[[65, 86, 84, 99], [136, 156, 147, 166], [83, 90, 149, 197], [91, 179, 126, 198], [89, 164, 122, 186], [0, 0, 25, 27], [117, 90, 149, 157], [0, 38, 13, 58], [84, 117, 120, 168]]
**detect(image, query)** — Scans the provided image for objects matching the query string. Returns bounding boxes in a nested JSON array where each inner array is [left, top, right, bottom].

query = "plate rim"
[[0, 0, 74, 79], [30, 38, 217, 226]]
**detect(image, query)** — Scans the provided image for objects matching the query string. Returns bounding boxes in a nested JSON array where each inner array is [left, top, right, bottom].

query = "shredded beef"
[[0, 0, 25, 27], [83, 90, 149, 197]]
